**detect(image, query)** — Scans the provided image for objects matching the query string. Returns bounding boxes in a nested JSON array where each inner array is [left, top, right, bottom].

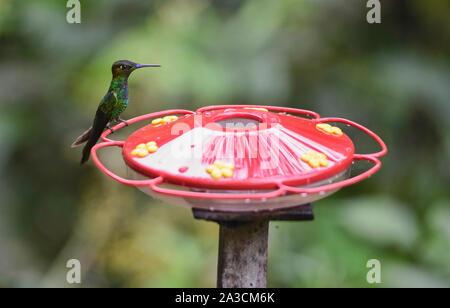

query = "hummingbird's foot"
[[116, 117, 129, 127], [106, 123, 115, 134]]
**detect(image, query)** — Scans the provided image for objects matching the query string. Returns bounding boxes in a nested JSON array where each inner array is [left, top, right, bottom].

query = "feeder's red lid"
[[122, 107, 355, 190]]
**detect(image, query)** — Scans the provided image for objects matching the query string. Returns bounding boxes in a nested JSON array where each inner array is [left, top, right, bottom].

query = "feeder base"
[[192, 203, 313, 224]]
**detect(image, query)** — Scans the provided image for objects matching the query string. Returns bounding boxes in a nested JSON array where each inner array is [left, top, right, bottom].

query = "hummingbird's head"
[[112, 60, 160, 78]]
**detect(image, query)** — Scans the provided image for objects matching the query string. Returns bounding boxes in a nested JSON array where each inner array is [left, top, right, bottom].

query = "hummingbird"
[[71, 60, 160, 164]]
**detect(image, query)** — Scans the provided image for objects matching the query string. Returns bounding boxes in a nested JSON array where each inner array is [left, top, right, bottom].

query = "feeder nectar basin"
[[91, 105, 387, 212]]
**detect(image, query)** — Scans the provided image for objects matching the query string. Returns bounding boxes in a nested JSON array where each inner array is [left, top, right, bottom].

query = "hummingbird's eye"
[[120, 65, 127, 70]]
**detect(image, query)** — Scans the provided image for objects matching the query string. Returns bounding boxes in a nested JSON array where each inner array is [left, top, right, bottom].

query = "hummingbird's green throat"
[[71, 60, 161, 165]]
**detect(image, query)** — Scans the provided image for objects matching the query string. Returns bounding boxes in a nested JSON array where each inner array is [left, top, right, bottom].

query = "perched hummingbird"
[[72, 60, 160, 164]]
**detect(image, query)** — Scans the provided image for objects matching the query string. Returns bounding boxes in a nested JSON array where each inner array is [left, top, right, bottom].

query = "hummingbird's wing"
[[80, 108, 110, 164], [98, 90, 117, 116], [76, 90, 117, 164], [71, 91, 115, 148]]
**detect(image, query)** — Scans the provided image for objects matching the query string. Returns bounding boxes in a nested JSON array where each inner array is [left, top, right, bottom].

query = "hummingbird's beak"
[[135, 64, 161, 69]]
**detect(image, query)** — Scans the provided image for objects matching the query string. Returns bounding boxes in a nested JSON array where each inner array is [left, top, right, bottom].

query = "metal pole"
[[217, 220, 269, 288]]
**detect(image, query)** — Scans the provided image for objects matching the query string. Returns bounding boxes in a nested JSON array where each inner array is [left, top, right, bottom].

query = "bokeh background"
[[0, 0, 449, 288]]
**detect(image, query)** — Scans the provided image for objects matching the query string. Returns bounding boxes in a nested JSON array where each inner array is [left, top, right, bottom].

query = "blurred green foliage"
[[0, 0, 449, 287]]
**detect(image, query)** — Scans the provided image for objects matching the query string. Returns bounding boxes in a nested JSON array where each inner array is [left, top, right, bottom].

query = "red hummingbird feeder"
[[92, 105, 386, 210], [91, 105, 387, 287]]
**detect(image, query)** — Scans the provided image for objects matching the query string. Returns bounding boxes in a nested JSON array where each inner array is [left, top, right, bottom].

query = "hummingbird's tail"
[[80, 110, 110, 165], [71, 127, 93, 148]]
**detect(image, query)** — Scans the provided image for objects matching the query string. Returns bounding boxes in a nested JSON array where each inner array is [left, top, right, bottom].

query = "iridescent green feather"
[[99, 75, 129, 118]]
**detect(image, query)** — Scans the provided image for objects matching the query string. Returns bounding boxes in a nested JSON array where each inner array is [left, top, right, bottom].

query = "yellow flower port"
[[316, 123, 343, 136], [301, 151, 329, 168], [131, 141, 159, 158], [206, 160, 235, 179], [243, 107, 269, 112], [151, 115, 179, 127]]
